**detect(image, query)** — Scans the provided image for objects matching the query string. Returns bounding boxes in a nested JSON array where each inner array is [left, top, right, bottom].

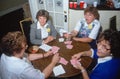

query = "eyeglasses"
[[97, 42, 110, 51]]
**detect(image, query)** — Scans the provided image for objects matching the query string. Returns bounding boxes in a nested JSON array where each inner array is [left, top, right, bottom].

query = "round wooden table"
[[29, 38, 92, 78]]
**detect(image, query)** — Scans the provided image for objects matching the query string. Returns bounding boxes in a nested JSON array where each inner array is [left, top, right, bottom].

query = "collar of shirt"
[[98, 56, 112, 64], [83, 18, 97, 28], [2, 53, 27, 62], [37, 21, 48, 29], [92, 56, 112, 71], [37, 21, 49, 39]]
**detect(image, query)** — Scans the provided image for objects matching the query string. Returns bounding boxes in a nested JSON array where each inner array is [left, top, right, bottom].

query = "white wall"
[[99, 11, 120, 31], [0, 0, 28, 16], [68, 10, 84, 31], [68, 9, 120, 31]]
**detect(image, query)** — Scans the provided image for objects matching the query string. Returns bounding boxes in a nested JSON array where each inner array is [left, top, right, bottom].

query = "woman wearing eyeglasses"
[[71, 29, 120, 79]]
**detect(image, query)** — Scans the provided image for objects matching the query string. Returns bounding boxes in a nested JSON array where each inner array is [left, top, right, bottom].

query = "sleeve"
[[74, 20, 82, 32], [47, 20, 57, 38], [91, 48, 98, 59], [89, 20, 100, 39], [21, 65, 45, 79], [30, 23, 43, 45]]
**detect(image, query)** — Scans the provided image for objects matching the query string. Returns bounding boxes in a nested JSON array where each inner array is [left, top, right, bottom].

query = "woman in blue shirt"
[[71, 29, 120, 79]]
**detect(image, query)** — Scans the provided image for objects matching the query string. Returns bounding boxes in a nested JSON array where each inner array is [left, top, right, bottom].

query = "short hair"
[[98, 29, 120, 58], [36, 9, 49, 22], [0, 31, 27, 56], [84, 6, 100, 20]]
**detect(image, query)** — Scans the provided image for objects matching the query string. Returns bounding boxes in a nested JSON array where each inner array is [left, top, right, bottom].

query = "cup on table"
[[69, 2, 73, 8], [80, 1, 84, 9], [73, 2, 77, 9], [64, 33, 71, 41], [31, 46, 39, 53], [93, 1, 97, 7], [59, 37, 64, 42]]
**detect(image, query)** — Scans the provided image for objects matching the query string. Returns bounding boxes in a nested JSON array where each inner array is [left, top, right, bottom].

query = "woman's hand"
[[44, 51, 53, 57], [63, 33, 70, 38], [44, 36, 54, 43], [51, 53, 60, 64], [72, 52, 83, 60]]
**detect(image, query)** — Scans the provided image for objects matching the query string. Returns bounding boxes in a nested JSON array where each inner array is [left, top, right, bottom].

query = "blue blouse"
[[89, 49, 120, 79]]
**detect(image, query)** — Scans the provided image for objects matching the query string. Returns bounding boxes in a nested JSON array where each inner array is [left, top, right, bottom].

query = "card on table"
[[66, 44, 73, 49], [64, 41, 72, 45], [39, 44, 52, 52], [53, 65, 66, 76], [51, 46, 60, 54], [59, 57, 68, 65]]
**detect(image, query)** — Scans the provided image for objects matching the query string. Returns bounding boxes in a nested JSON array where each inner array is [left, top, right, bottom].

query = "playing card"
[[59, 57, 68, 65], [64, 41, 72, 45], [51, 46, 60, 54], [70, 59, 81, 67], [66, 44, 73, 49]]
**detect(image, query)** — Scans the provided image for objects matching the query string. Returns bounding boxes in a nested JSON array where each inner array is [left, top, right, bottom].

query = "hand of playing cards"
[[70, 58, 81, 68]]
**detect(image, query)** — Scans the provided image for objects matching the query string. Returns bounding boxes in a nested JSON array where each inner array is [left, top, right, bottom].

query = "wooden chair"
[[109, 16, 117, 31], [19, 17, 33, 46]]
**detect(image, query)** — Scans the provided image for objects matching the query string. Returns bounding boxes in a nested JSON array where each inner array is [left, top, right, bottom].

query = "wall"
[[68, 9, 120, 31], [77, 0, 100, 5], [0, 0, 28, 16]]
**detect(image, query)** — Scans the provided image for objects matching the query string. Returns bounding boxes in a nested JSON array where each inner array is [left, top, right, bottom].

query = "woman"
[[64, 6, 101, 49], [71, 29, 120, 79], [0, 31, 60, 79], [30, 9, 57, 45]]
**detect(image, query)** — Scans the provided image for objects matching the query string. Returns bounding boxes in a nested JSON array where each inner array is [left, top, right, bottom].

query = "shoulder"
[[79, 18, 86, 23], [47, 20, 52, 26], [31, 22, 37, 28], [111, 58, 120, 65], [93, 19, 100, 25], [100, 58, 120, 70], [76, 18, 85, 26]]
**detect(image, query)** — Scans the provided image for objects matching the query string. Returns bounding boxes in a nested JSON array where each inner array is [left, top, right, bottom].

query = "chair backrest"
[[96, 26, 103, 40], [109, 16, 117, 31], [90, 26, 102, 49], [19, 18, 33, 46]]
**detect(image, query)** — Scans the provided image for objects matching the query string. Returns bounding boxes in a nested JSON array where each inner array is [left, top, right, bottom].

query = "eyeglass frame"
[[96, 41, 111, 51]]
